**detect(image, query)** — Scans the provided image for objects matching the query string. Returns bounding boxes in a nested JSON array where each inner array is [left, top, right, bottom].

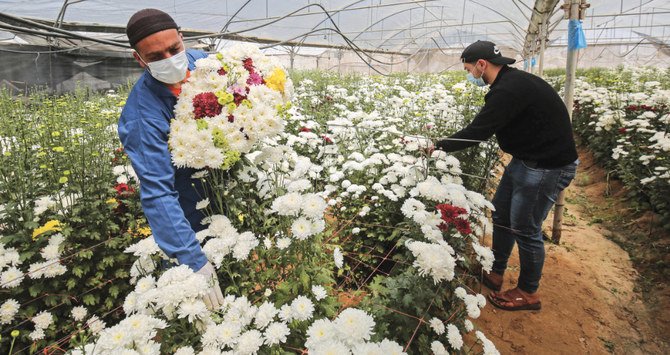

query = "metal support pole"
[[552, 0, 590, 243], [538, 14, 547, 77]]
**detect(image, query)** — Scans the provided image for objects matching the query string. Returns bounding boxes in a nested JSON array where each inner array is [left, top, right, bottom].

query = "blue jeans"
[[491, 158, 578, 293]]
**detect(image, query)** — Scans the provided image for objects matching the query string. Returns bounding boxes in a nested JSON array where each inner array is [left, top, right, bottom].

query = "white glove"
[[195, 262, 225, 311]]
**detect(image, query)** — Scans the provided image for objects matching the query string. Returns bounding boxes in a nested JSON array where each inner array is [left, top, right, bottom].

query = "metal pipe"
[[553, 0, 589, 243]]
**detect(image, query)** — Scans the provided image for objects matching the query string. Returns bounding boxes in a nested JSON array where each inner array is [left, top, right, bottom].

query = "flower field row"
[[569, 67, 670, 228], [1, 55, 502, 354]]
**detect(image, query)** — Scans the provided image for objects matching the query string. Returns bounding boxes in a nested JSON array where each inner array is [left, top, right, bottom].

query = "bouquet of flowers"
[[169, 44, 293, 170]]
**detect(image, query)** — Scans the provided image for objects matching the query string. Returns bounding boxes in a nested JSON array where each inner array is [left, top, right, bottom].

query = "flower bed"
[[1, 46, 502, 354], [570, 67, 670, 229]]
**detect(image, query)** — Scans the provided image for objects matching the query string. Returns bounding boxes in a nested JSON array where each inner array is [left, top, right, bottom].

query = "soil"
[[476, 147, 670, 354]]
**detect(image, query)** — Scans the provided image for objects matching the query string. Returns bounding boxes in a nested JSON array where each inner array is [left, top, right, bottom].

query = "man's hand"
[[195, 262, 225, 311]]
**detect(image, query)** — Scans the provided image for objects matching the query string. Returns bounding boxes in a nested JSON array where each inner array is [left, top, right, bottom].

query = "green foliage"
[[0, 86, 145, 351]]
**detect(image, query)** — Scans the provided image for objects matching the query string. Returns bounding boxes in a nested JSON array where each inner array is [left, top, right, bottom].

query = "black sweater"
[[436, 66, 578, 169]]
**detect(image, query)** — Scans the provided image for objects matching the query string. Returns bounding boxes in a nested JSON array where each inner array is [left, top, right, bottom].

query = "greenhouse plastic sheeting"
[[0, 44, 142, 93], [1, 0, 668, 54]]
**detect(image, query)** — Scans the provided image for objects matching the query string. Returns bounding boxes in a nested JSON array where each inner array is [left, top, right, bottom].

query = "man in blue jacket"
[[119, 8, 224, 310], [436, 41, 578, 311]]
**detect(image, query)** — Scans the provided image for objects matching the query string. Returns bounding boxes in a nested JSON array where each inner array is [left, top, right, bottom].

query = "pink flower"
[[247, 72, 264, 86], [227, 84, 247, 96]]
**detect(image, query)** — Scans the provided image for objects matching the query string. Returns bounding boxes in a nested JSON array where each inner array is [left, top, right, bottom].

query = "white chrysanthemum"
[[271, 193, 303, 216], [472, 242, 494, 273], [302, 193, 327, 219], [454, 287, 467, 300], [429, 317, 445, 335], [71, 306, 88, 322], [278, 303, 293, 322], [32, 310, 53, 329], [124, 236, 162, 258], [1, 266, 23, 288], [254, 301, 279, 329], [463, 294, 482, 319], [291, 217, 314, 240], [277, 237, 291, 250], [177, 299, 209, 323], [235, 329, 264, 355], [476, 331, 500, 355], [129, 255, 156, 283], [0, 245, 20, 268], [86, 315, 106, 335], [291, 295, 315, 321], [207, 215, 238, 237], [333, 308, 375, 346], [311, 218, 326, 235], [135, 275, 156, 294], [312, 285, 328, 300], [196, 198, 210, 210], [40, 243, 60, 260], [431, 340, 448, 355], [1, 299, 20, 325], [400, 198, 426, 220], [232, 232, 260, 261], [123, 291, 139, 315], [352, 343, 383, 354], [446, 324, 463, 350], [264, 321, 290, 345], [305, 318, 335, 349], [405, 240, 456, 284], [29, 328, 45, 341], [201, 321, 242, 348], [32, 260, 67, 278], [333, 247, 344, 269], [309, 340, 351, 355], [464, 319, 474, 332], [174, 346, 196, 355], [379, 339, 406, 355], [203, 237, 236, 267]]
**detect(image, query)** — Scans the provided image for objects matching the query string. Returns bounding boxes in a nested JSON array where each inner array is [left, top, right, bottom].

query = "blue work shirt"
[[118, 49, 209, 271]]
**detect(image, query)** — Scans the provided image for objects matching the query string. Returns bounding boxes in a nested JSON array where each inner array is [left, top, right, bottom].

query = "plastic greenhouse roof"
[[1, 0, 669, 58]]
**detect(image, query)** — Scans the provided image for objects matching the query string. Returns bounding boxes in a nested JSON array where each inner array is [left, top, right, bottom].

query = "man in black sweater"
[[436, 41, 578, 311]]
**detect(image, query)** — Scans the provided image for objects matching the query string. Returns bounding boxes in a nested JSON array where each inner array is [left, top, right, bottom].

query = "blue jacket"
[[119, 49, 209, 271]]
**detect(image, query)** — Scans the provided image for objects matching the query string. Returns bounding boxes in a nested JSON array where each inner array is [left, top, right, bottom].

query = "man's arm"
[[435, 88, 520, 152], [119, 112, 208, 271]]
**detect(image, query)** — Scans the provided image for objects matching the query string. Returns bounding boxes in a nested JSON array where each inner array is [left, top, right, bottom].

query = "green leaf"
[[82, 294, 97, 306]]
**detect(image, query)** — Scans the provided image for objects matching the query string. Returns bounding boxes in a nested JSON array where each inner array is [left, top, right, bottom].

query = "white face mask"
[[141, 49, 188, 84]]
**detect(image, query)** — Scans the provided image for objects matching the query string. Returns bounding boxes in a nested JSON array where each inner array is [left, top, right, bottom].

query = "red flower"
[[193, 92, 222, 119], [233, 93, 247, 106], [217, 67, 227, 76], [228, 115, 235, 123], [435, 203, 470, 234], [243, 58, 255, 72], [321, 135, 333, 144], [453, 218, 472, 235], [436, 203, 467, 222], [300, 127, 312, 133], [114, 183, 135, 196], [618, 127, 627, 134]]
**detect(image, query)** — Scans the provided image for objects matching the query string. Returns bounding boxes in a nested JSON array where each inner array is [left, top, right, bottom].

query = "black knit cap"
[[460, 40, 516, 65], [126, 8, 179, 47]]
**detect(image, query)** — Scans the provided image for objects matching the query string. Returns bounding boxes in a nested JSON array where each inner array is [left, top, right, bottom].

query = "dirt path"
[[476, 150, 670, 354]]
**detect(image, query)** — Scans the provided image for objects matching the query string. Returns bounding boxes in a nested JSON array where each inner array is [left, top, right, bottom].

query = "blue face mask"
[[466, 66, 487, 87]]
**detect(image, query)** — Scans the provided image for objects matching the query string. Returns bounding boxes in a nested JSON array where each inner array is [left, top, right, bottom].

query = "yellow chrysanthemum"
[[33, 220, 62, 240], [137, 227, 152, 238], [265, 67, 286, 94]]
